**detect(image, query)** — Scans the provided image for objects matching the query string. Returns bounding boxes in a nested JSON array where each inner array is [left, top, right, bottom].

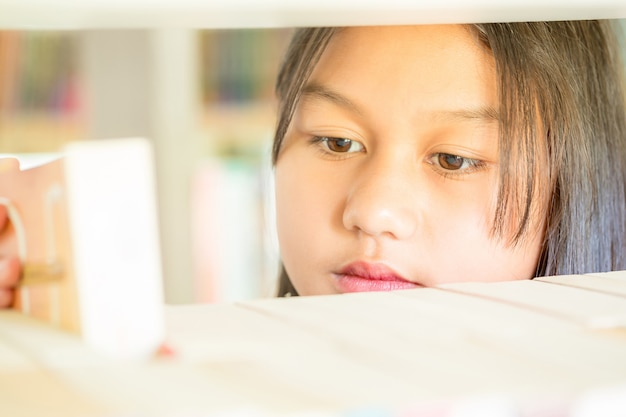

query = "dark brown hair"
[[273, 22, 626, 297]]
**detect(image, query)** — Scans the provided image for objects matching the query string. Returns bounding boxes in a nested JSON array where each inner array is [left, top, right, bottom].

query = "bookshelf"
[[0, 28, 290, 304], [1, 5, 625, 304], [0, 0, 624, 28]]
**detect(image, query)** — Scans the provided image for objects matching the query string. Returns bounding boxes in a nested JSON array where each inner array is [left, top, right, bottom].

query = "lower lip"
[[334, 274, 421, 293]]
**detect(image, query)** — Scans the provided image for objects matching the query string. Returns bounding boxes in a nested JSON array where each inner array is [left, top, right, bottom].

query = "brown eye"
[[327, 138, 353, 153], [437, 153, 464, 170], [318, 137, 364, 154], [428, 152, 485, 177]]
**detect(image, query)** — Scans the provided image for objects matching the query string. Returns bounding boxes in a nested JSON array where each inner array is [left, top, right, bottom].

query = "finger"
[[0, 257, 21, 287], [0, 288, 14, 308], [0, 158, 20, 173], [0, 204, 7, 231]]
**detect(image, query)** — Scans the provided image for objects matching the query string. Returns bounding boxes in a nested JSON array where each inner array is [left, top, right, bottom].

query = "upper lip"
[[336, 261, 412, 282]]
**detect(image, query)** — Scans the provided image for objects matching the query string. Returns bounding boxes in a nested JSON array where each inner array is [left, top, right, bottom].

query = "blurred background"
[[0, 28, 292, 304]]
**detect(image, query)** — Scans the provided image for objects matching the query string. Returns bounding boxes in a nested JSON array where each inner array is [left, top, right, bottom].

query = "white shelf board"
[[0, 0, 624, 29]]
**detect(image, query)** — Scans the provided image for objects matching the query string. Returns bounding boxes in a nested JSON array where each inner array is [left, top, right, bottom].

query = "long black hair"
[[272, 22, 626, 296]]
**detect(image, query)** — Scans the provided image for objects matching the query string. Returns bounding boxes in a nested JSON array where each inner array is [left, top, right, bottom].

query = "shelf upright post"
[[79, 29, 201, 304]]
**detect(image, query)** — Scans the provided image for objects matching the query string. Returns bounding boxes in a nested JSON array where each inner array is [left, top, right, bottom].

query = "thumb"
[[0, 158, 20, 173]]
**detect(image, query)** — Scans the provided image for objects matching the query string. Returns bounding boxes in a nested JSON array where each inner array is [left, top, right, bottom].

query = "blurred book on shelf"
[[191, 29, 289, 302], [200, 28, 291, 105], [0, 31, 85, 153], [191, 154, 279, 303]]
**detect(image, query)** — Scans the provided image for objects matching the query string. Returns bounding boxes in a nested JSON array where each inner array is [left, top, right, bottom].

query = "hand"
[[0, 204, 21, 308]]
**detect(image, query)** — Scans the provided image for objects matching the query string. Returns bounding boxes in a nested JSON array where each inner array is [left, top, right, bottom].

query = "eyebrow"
[[301, 83, 364, 116], [301, 82, 500, 123], [432, 106, 500, 124]]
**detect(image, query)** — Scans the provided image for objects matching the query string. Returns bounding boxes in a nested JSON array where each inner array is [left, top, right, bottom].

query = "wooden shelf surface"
[[0, 0, 624, 29], [1, 271, 626, 416]]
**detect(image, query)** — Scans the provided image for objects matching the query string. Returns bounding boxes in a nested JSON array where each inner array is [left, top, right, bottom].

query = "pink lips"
[[334, 262, 420, 293]]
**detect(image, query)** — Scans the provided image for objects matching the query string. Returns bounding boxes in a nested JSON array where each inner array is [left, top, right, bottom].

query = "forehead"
[[315, 25, 491, 70], [306, 25, 497, 118]]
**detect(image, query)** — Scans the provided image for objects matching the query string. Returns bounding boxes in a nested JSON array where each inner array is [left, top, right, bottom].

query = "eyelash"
[[309, 136, 486, 177], [310, 136, 364, 159], [428, 153, 487, 178]]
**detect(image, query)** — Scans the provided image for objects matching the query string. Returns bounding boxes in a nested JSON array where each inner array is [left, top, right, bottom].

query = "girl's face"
[[274, 25, 544, 296]]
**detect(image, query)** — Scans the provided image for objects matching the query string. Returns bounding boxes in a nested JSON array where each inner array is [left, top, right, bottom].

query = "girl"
[[272, 22, 626, 296]]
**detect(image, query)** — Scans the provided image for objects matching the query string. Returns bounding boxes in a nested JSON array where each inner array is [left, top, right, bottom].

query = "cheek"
[[479, 235, 542, 281], [420, 174, 521, 280], [275, 149, 351, 239], [274, 157, 336, 286], [274, 162, 305, 256], [428, 175, 495, 240], [438, 193, 542, 282]]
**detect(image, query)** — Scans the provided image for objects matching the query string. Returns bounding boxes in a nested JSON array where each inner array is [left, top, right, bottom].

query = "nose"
[[342, 157, 420, 240]]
